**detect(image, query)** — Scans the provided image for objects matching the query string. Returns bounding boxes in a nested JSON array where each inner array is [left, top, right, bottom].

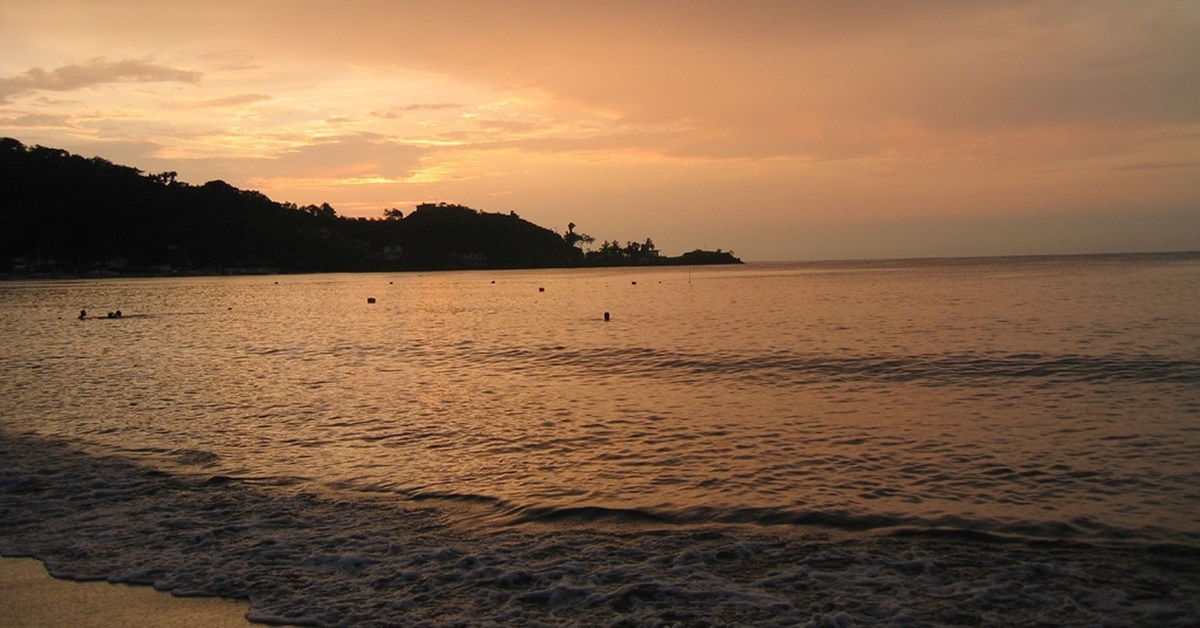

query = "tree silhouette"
[[563, 222, 595, 249], [0, 138, 739, 274]]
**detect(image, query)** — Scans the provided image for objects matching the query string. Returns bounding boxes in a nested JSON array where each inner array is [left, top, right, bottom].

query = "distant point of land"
[[0, 137, 740, 277]]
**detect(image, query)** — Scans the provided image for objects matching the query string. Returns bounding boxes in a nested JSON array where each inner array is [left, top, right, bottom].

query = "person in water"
[[78, 309, 87, 320]]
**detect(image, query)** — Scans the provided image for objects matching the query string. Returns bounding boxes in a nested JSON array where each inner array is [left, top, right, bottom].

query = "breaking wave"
[[478, 346, 1200, 386], [3, 432, 1199, 627]]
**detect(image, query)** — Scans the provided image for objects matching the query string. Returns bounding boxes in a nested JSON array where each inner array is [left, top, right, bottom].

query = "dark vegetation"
[[0, 138, 741, 275]]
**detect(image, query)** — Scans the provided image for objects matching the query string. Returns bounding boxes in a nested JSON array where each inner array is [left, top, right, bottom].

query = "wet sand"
[[0, 557, 252, 627]]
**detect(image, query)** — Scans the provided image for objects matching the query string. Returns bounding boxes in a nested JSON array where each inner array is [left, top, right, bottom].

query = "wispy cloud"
[[189, 93, 272, 108], [175, 133, 427, 182], [0, 58, 202, 103], [0, 113, 75, 128], [1112, 162, 1198, 171], [475, 119, 543, 133], [371, 103, 463, 119]]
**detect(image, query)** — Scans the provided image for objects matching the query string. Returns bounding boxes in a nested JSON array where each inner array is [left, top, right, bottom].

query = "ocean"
[[2, 253, 1198, 626]]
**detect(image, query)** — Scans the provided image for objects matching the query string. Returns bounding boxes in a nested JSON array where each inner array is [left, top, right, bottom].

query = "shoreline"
[[0, 556, 253, 627]]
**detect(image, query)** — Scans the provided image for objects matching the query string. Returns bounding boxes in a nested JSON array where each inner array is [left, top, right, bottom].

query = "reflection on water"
[[3, 255, 1200, 625], [1, 256, 1199, 543]]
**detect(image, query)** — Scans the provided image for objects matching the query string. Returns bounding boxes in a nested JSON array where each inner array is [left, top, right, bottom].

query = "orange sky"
[[2, 1, 1198, 260]]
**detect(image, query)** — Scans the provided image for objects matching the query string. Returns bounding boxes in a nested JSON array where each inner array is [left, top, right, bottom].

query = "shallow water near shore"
[[2, 253, 1199, 625]]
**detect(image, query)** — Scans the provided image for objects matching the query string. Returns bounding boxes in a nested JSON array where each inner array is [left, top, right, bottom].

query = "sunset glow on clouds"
[[2, 1, 1198, 260]]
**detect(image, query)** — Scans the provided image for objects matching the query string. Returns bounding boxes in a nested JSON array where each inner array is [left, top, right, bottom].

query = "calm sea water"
[[2, 253, 1199, 626]]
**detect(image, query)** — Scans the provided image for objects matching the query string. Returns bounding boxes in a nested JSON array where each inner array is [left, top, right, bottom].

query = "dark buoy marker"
[[538, 287, 545, 292], [604, 312, 610, 322], [367, 297, 377, 304]]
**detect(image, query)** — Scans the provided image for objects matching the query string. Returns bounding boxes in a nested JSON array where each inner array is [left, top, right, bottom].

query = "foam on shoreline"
[[3, 431, 1199, 626]]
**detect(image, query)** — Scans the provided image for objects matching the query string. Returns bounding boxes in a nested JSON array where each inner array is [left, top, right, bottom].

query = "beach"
[[1, 557, 251, 627]]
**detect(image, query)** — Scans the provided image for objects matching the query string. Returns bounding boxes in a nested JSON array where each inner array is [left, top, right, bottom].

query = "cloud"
[[190, 93, 272, 108], [1111, 162, 1199, 172], [0, 58, 202, 103], [52, 139, 167, 168], [281, 133, 422, 176], [371, 103, 463, 119], [0, 113, 75, 128], [474, 119, 543, 134], [448, 131, 687, 157], [5, 1, 1198, 259], [360, 2, 1200, 163]]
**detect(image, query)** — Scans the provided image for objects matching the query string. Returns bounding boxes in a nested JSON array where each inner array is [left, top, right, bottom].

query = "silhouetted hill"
[[667, 249, 743, 265], [0, 138, 739, 275]]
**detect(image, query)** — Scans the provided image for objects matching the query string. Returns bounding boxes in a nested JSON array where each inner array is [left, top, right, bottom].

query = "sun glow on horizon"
[[2, 1, 1198, 260]]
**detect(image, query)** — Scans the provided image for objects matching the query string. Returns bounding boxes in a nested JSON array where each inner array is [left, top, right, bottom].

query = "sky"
[[2, 1, 1198, 261]]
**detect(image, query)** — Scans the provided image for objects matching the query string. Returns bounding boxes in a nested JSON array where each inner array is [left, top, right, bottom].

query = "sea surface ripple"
[[2, 253, 1199, 625]]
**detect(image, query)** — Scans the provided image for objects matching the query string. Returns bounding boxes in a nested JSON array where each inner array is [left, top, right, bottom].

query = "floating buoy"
[[631, 281, 637, 285], [367, 297, 377, 304], [604, 312, 610, 322], [538, 287, 545, 292]]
